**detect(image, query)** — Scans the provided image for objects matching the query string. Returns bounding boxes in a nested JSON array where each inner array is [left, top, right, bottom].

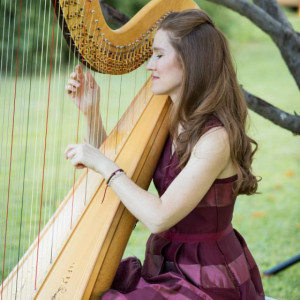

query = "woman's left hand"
[[65, 143, 116, 178]]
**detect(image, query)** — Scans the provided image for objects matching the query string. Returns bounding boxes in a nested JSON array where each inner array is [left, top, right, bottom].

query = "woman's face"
[[147, 30, 183, 103]]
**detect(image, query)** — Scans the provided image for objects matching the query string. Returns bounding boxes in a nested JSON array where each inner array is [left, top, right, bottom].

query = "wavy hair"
[[158, 9, 259, 195]]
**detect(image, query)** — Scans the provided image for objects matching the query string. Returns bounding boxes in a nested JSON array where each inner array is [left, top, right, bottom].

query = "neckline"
[[214, 175, 238, 184]]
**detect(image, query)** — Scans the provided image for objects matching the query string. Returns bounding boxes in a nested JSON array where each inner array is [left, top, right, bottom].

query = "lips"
[[152, 76, 159, 80]]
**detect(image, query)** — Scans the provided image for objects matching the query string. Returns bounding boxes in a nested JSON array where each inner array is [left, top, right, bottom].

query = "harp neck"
[[54, 0, 199, 74]]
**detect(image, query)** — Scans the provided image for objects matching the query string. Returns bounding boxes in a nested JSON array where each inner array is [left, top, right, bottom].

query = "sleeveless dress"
[[102, 118, 265, 300]]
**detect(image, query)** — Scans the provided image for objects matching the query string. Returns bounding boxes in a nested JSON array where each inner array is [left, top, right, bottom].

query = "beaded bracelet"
[[107, 169, 125, 186], [102, 168, 126, 204]]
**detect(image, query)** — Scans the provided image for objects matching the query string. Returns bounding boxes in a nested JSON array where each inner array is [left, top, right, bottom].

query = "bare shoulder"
[[192, 126, 230, 160]]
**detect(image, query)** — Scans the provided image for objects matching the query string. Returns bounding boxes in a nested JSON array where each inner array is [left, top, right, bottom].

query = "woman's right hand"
[[65, 64, 100, 116]]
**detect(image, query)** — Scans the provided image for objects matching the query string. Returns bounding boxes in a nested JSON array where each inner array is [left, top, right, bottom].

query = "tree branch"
[[207, 0, 283, 34], [253, 0, 294, 30], [99, 0, 130, 28], [206, 0, 300, 89], [243, 89, 300, 135]]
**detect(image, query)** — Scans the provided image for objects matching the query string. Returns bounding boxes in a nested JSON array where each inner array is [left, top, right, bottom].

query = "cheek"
[[169, 66, 183, 86], [158, 61, 179, 78], [176, 70, 184, 82], [167, 58, 182, 76]]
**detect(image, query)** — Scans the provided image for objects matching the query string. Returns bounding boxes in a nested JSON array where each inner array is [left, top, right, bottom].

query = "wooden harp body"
[[0, 0, 199, 299]]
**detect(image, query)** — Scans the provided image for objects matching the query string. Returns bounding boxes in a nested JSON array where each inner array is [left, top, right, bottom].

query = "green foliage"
[[104, 0, 148, 18], [0, 0, 70, 74]]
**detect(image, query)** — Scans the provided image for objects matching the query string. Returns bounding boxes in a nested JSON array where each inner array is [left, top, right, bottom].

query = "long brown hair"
[[158, 9, 258, 195]]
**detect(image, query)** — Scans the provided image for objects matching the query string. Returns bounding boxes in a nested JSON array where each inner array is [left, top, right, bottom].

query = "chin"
[[151, 86, 168, 96], [152, 90, 161, 95]]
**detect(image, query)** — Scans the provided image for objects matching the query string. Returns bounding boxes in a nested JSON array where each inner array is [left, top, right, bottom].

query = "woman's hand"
[[65, 143, 117, 179], [65, 64, 100, 116], [65, 64, 106, 148]]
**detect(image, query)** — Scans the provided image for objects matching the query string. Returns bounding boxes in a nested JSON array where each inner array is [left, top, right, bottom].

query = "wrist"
[[107, 169, 125, 186], [97, 158, 119, 181]]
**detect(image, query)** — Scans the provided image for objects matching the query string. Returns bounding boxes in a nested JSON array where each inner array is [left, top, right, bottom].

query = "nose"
[[146, 55, 155, 71]]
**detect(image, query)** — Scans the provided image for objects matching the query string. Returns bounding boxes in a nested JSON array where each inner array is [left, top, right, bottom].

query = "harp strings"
[[34, 0, 62, 287], [48, 0, 69, 266], [70, 0, 95, 229], [14, 0, 37, 297], [0, 0, 64, 296], [19, 0, 37, 296], [0, 0, 153, 297], [1, 0, 25, 297]]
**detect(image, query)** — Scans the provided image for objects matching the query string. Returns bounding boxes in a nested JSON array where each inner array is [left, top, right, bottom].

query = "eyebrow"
[[153, 47, 165, 51]]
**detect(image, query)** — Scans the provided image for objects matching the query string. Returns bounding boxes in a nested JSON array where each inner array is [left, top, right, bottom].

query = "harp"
[[0, 0, 199, 299]]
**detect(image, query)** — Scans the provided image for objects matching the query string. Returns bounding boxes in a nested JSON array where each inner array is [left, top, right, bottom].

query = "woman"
[[65, 9, 264, 300]]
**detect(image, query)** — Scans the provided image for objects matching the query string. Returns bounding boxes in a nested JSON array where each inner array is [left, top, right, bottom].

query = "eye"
[[156, 54, 163, 59]]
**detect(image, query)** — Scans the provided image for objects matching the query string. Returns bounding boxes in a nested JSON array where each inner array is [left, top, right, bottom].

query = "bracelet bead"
[[108, 171, 125, 186], [106, 168, 125, 186], [102, 168, 126, 204]]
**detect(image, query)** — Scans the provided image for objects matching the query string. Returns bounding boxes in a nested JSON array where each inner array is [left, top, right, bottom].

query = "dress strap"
[[201, 115, 223, 135]]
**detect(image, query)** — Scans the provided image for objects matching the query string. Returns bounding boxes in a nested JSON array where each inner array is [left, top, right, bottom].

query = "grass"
[[229, 12, 300, 299]]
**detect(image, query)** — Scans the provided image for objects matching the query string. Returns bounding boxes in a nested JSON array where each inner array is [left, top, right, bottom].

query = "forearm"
[[109, 174, 164, 233], [66, 142, 165, 232], [86, 111, 106, 148]]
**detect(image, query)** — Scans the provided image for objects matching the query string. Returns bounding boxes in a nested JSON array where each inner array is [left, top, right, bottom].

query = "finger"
[[68, 78, 80, 88], [65, 84, 77, 95], [75, 64, 82, 72], [65, 144, 78, 157], [65, 83, 77, 91], [65, 144, 79, 151], [66, 148, 78, 160], [75, 163, 86, 169], [86, 71, 95, 89], [65, 147, 73, 159], [75, 64, 84, 80], [70, 71, 77, 80], [71, 153, 84, 168]]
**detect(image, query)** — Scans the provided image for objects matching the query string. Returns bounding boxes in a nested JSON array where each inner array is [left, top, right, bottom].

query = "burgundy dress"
[[102, 119, 264, 300]]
